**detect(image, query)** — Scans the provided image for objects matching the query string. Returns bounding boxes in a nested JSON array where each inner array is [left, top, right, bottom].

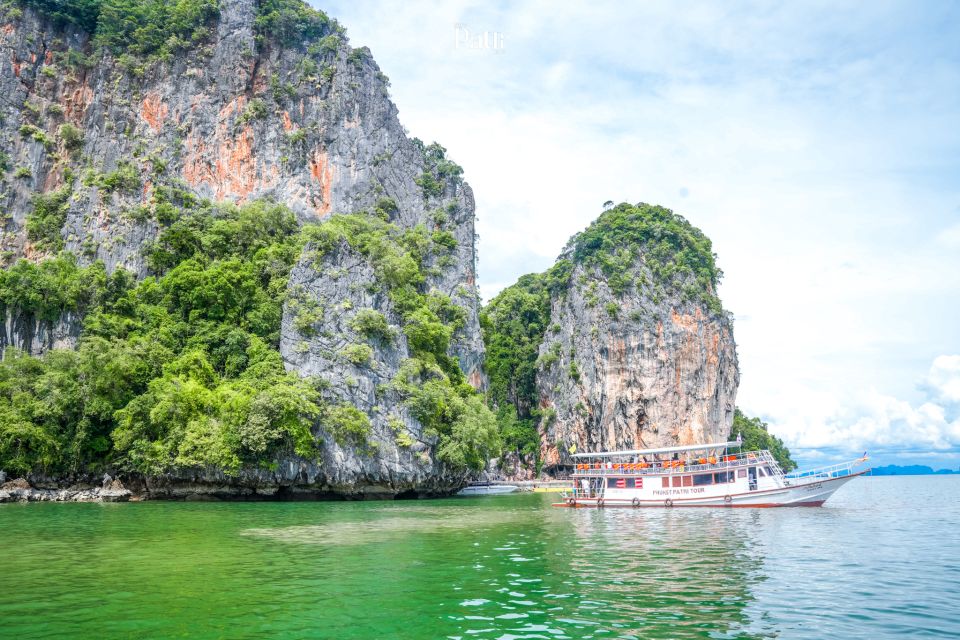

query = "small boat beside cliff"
[[554, 441, 869, 508], [457, 482, 520, 496]]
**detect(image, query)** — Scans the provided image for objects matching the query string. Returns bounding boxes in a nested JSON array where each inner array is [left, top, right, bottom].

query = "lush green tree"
[[349, 308, 393, 341], [730, 408, 797, 472], [570, 202, 723, 308], [18, 0, 219, 61], [19, 0, 102, 31], [0, 253, 110, 321], [478, 271, 558, 462], [496, 405, 540, 459], [253, 0, 332, 45], [0, 200, 323, 476], [436, 395, 500, 471], [481, 274, 551, 416], [0, 201, 497, 476], [323, 403, 371, 446], [25, 186, 72, 252]]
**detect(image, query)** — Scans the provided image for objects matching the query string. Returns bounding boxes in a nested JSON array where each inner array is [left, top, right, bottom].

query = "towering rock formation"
[[0, 0, 487, 497], [0, 0, 481, 367], [483, 203, 739, 472]]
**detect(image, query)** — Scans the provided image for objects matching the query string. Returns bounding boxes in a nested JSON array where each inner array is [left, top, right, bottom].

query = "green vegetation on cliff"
[[304, 211, 499, 471], [730, 409, 796, 472], [16, 0, 220, 61], [0, 200, 323, 475], [255, 0, 334, 46], [480, 274, 552, 461], [0, 200, 496, 476], [10, 0, 336, 63], [482, 202, 727, 464], [569, 202, 722, 309], [0, 0, 494, 481]]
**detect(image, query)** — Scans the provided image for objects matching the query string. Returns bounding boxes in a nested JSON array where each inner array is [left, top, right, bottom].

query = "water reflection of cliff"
[[556, 508, 767, 638]]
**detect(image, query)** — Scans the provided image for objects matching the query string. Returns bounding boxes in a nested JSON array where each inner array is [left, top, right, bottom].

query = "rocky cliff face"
[[0, 0, 485, 497], [0, 0, 481, 368], [536, 250, 738, 468], [1, 307, 81, 355], [483, 203, 739, 473]]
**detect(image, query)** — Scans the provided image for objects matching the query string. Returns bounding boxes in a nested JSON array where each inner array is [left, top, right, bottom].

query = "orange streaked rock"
[[308, 147, 334, 216], [63, 85, 93, 121], [141, 93, 168, 131]]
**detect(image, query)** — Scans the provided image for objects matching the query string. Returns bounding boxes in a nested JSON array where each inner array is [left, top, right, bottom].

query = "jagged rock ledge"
[[0, 476, 131, 503], [0, 466, 469, 502]]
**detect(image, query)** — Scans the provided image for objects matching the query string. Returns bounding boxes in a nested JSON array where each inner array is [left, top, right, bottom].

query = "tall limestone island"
[[0, 0, 495, 500], [483, 203, 739, 473]]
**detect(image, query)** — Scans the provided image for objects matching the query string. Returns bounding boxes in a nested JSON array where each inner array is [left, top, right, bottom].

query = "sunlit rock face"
[[0, 1, 482, 379], [536, 253, 738, 469], [494, 202, 741, 471], [0, 0, 484, 497]]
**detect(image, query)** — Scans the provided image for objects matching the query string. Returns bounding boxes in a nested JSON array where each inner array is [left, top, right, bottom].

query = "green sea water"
[[1, 477, 958, 639]]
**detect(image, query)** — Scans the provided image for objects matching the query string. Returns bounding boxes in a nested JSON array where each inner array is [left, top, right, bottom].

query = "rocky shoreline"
[[0, 470, 471, 503], [0, 462, 553, 503], [0, 477, 132, 503]]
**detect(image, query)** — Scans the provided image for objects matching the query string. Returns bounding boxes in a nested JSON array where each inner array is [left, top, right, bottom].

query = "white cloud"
[[937, 222, 960, 248], [320, 0, 960, 460], [924, 355, 960, 406], [765, 355, 960, 453]]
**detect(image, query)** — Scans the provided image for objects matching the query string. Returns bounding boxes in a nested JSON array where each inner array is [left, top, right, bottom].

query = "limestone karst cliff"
[[482, 203, 739, 473], [0, 0, 481, 368], [0, 1, 740, 500], [0, 0, 492, 499]]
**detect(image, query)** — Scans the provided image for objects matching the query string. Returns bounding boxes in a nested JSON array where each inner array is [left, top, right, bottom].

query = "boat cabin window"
[[693, 473, 713, 486], [737, 469, 747, 478], [757, 468, 766, 477], [672, 476, 682, 487], [713, 471, 734, 483], [763, 466, 773, 476], [682, 475, 692, 487], [662, 477, 670, 488]]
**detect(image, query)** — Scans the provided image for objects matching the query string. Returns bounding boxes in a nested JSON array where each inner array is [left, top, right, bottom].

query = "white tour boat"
[[457, 482, 520, 496], [555, 442, 869, 508]]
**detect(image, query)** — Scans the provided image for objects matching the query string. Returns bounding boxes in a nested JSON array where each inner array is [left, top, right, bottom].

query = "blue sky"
[[320, 1, 960, 470]]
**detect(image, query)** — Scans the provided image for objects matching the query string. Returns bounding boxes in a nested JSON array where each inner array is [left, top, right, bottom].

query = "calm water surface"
[[1, 476, 957, 639]]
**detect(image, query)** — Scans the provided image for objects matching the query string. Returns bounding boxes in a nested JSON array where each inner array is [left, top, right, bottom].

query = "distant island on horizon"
[[869, 464, 959, 476]]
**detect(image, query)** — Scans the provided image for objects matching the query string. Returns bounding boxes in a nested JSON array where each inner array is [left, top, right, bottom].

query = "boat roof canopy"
[[570, 441, 740, 459]]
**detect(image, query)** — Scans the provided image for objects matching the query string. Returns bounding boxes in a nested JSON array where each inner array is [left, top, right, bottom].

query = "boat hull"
[[553, 471, 865, 508]]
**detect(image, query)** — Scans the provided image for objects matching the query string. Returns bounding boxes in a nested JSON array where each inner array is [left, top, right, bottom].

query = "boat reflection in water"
[[558, 495, 766, 636]]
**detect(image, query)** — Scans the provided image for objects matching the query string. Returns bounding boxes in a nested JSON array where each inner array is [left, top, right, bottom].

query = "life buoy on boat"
[[724, 495, 732, 505], [631, 497, 641, 508], [567, 497, 576, 507], [664, 498, 673, 508]]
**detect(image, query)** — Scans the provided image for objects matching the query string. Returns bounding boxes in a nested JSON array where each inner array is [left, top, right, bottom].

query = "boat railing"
[[571, 450, 766, 477], [783, 456, 868, 485], [756, 450, 787, 485]]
